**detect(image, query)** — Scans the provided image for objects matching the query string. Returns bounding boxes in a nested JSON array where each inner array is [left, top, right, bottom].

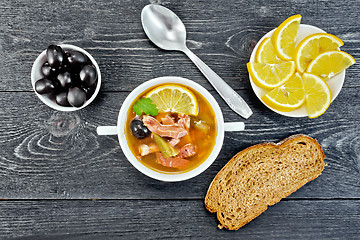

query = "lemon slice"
[[272, 14, 302, 61], [247, 61, 296, 89], [306, 50, 356, 80], [261, 72, 305, 112], [145, 84, 198, 116], [303, 73, 331, 118], [295, 33, 344, 73], [255, 37, 283, 63]]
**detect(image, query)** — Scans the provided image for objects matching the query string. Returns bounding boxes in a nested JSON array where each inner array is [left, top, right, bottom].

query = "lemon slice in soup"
[[145, 84, 198, 116]]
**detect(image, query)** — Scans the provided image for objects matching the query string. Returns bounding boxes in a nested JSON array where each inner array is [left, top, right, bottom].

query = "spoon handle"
[[182, 47, 253, 119]]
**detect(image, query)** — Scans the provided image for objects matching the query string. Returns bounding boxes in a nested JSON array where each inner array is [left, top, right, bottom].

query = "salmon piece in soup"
[[161, 114, 175, 125], [143, 115, 188, 139], [156, 152, 190, 170]]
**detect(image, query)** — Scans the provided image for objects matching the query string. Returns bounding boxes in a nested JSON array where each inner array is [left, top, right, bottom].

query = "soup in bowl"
[[97, 76, 244, 181], [126, 82, 217, 174]]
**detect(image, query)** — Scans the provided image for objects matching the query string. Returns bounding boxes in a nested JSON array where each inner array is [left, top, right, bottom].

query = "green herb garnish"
[[133, 98, 158, 116]]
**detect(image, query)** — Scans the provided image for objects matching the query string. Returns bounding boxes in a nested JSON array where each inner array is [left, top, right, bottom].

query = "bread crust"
[[204, 134, 325, 230]]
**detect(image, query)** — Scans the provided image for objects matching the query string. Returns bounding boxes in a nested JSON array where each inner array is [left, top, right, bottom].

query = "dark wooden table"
[[1, 0, 359, 239]]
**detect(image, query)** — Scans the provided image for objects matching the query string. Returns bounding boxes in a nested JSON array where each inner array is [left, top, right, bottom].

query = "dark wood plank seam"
[[1, 198, 359, 201], [1, 85, 360, 93]]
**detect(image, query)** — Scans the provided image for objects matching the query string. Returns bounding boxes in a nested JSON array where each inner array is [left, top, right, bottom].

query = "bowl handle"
[[97, 126, 118, 135], [224, 122, 245, 132]]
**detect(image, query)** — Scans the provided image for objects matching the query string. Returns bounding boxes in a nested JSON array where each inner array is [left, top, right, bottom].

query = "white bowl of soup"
[[97, 76, 244, 182]]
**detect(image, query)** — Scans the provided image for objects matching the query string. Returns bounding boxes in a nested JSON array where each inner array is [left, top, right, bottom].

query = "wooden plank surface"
[[0, 0, 359, 239], [1, 200, 360, 239], [0, 0, 359, 91], [0, 89, 358, 199]]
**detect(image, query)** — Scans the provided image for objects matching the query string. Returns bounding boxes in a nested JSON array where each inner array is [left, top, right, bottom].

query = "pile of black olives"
[[35, 45, 98, 108]]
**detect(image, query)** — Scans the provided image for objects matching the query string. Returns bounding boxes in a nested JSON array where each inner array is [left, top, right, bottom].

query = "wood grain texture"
[[0, 0, 359, 239], [0, 89, 358, 199], [1, 200, 359, 239], [0, 0, 359, 91]]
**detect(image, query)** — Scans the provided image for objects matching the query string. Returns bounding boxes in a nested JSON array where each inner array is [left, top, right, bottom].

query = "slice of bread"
[[205, 134, 325, 230]]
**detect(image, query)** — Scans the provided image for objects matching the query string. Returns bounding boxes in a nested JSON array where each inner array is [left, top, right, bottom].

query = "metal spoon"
[[141, 4, 253, 119]]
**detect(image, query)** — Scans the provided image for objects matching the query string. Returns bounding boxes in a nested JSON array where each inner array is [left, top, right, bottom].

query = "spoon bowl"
[[141, 4, 253, 119], [141, 4, 186, 51]]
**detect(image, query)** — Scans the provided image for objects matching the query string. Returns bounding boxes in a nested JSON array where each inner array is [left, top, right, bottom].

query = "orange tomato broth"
[[125, 84, 217, 174]]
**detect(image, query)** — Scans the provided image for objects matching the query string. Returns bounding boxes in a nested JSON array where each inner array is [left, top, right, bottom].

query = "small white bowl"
[[31, 44, 101, 111], [249, 24, 345, 117]]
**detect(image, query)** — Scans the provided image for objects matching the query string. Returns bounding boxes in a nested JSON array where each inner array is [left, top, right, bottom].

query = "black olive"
[[55, 91, 70, 106], [71, 72, 82, 87], [79, 65, 97, 87], [46, 45, 65, 68], [66, 50, 88, 67], [41, 62, 57, 77], [83, 85, 95, 100], [57, 72, 73, 88], [35, 77, 55, 94], [59, 61, 72, 73], [67, 87, 86, 107], [130, 118, 150, 139], [51, 78, 61, 90]]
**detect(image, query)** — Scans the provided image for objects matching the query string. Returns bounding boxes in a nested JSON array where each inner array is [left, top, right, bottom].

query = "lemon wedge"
[[295, 33, 344, 73], [247, 61, 296, 89], [261, 72, 305, 112], [145, 84, 198, 116], [303, 73, 331, 118], [272, 14, 302, 61], [306, 50, 356, 80], [255, 37, 283, 63]]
